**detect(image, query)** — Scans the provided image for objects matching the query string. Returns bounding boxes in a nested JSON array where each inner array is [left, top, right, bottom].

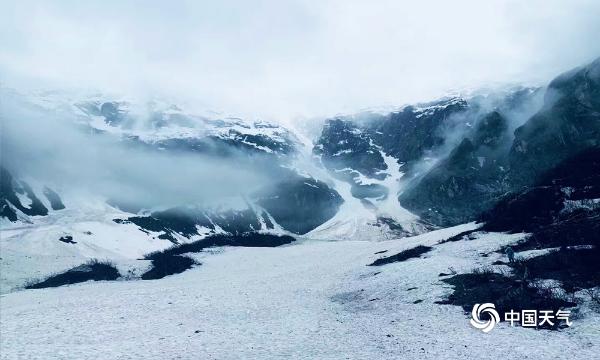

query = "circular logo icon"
[[470, 303, 500, 333]]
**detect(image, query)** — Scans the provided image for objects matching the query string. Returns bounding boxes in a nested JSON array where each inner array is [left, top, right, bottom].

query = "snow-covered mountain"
[[0, 88, 421, 289], [1, 87, 433, 244], [2, 58, 600, 360], [2, 57, 600, 295]]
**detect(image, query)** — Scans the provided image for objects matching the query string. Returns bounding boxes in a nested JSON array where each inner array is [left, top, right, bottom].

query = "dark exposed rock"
[[314, 98, 469, 187], [314, 118, 388, 180], [509, 58, 600, 188], [400, 59, 599, 226], [261, 211, 274, 229], [117, 205, 263, 243], [43, 186, 65, 210], [215, 131, 296, 156], [375, 217, 404, 232], [111, 170, 342, 238], [399, 112, 511, 226], [150, 135, 293, 158], [0, 167, 48, 221], [367, 98, 469, 164], [256, 176, 343, 235]]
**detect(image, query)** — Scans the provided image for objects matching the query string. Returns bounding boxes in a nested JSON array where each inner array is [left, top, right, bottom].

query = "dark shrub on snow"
[[26, 259, 120, 289]]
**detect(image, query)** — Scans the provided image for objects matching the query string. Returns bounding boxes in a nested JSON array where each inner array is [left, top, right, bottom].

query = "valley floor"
[[1, 224, 598, 359]]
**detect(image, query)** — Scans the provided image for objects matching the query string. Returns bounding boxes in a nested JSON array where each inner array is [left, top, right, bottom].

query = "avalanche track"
[[1, 224, 598, 359]]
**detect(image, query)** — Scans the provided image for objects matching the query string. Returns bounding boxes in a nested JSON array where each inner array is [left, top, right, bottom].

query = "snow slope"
[[3, 88, 427, 243], [0, 203, 172, 294], [1, 224, 598, 359], [307, 149, 427, 241]]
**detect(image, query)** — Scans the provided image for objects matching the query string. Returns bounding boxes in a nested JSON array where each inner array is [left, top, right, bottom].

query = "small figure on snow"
[[505, 246, 515, 263]]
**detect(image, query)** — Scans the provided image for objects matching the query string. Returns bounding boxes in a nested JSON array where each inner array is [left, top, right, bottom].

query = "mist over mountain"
[[3, 1, 600, 119], [1, 2, 600, 358], [3, 57, 599, 242], [2, 58, 599, 357]]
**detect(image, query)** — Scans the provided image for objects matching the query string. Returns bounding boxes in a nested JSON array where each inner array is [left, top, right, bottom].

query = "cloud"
[[1, 0, 599, 120], [0, 91, 271, 209]]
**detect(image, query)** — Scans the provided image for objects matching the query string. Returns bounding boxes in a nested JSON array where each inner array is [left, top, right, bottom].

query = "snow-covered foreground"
[[1, 224, 598, 359], [0, 205, 172, 294]]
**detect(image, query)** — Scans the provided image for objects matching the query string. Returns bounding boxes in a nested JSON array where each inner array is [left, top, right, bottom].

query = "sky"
[[1, 0, 600, 120]]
